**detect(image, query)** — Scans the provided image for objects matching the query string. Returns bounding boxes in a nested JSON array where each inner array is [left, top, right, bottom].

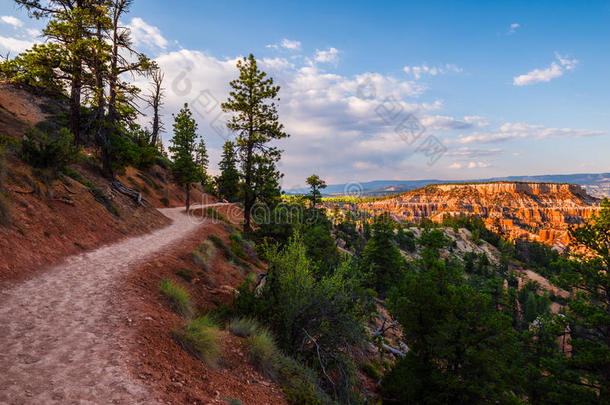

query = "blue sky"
[[1, 0, 609, 188]]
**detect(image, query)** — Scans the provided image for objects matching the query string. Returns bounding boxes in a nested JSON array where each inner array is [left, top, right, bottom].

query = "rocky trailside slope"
[[0, 83, 207, 282], [359, 182, 601, 249]]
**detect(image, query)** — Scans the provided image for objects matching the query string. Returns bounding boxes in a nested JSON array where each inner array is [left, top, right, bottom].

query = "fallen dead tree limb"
[[382, 343, 406, 358], [51, 198, 75, 206], [7, 187, 34, 194], [111, 180, 149, 206]]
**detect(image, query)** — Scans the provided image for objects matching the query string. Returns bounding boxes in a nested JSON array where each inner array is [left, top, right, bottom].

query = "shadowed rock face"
[[358, 182, 601, 248]]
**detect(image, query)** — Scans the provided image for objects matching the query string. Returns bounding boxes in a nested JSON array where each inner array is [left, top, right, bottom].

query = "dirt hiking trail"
[[0, 205, 228, 404]]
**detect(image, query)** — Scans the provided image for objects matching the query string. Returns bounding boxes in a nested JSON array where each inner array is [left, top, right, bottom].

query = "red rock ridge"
[[358, 182, 601, 248]]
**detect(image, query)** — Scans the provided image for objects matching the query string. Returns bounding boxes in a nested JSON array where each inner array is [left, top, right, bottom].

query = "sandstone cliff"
[[358, 182, 601, 248]]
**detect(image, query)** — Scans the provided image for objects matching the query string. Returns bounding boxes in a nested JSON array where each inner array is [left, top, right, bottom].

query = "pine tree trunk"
[[243, 144, 254, 232], [185, 183, 190, 212], [69, 71, 81, 145]]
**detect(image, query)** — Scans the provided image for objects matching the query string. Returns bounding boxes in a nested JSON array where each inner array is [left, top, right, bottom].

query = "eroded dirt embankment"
[[0, 205, 226, 404]]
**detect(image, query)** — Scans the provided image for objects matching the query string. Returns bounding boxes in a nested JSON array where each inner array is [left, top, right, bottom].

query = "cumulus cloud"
[[403, 63, 462, 79], [513, 53, 578, 86], [314, 47, 339, 64], [266, 38, 302, 51], [1, 16, 23, 28], [468, 161, 490, 168], [128, 17, 168, 49], [456, 122, 604, 144], [445, 147, 503, 158], [508, 23, 520, 34], [281, 38, 301, 50], [0, 35, 34, 53], [137, 47, 444, 185]]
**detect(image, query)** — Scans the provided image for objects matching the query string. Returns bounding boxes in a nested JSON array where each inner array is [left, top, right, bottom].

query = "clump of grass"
[[209, 235, 234, 259], [277, 356, 332, 405], [192, 240, 216, 270], [174, 315, 221, 367], [360, 361, 382, 380], [222, 399, 243, 405], [229, 233, 250, 261], [246, 328, 281, 379], [204, 207, 231, 224], [159, 279, 192, 317], [228, 317, 260, 338], [175, 268, 195, 283], [231, 318, 332, 403]]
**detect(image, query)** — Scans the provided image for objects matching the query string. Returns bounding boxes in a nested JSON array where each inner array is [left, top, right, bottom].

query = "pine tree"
[[221, 53, 288, 231], [195, 138, 209, 186], [215, 141, 240, 202], [169, 104, 199, 212], [15, 0, 107, 144], [305, 174, 326, 208], [559, 197, 610, 402]]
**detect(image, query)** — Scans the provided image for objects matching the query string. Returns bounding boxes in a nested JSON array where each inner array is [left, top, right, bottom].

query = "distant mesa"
[[353, 181, 601, 249]]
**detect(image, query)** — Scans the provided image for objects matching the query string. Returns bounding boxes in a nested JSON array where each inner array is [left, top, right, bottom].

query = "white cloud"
[[508, 23, 520, 34], [448, 163, 463, 169], [0, 35, 34, 53], [1, 16, 23, 28], [281, 38, 301, 50], [139, 47, 440, 185], [128, 17, 168, 49], [403, 63, 462, 79], [456, 122, 604, 144], [468, 161, 490, 168], [446, 147, 503, 158], [513, 53, 578, 86], [314, 47, 339, 64]]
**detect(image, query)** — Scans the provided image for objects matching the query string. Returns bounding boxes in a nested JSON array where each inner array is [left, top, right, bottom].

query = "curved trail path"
[[0, 205, 227, 404]]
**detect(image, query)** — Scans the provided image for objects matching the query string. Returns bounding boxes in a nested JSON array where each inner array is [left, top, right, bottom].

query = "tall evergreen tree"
[[305, 174, 326, 208], [169, 104, 199, 211], [359, 213, 405, 295], [215, 141, 240, 202], [15, 0, 106, 144], [221, 53, 288, 232], [195, 138, 209, 186], [558, 198, 610, 403]]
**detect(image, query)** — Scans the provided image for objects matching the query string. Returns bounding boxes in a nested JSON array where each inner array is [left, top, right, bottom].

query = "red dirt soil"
[[122, 205, 288, 404]]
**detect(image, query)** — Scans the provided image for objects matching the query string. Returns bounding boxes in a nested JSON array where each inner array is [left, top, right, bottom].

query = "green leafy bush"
[[159, 279, 192, 317], [21, 128, 80, 172], [174, 315, 221, 367]]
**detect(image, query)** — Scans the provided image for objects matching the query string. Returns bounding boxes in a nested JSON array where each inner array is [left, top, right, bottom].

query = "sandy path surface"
[[0, 205, 227, 404]]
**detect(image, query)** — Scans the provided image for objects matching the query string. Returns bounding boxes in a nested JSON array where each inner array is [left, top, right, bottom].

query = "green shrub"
[[21, 128, 80, 172], [209, 235, 234, 259], [176, 268, 196, 283], [276, 355, 333, 405], [192, 240, 216, 270], [221, 399, 243, 405], [228, 317, 260, 338], [204, 207, 231, 224], [174, 315, 221, 367], [360, 361, 382, 380], [229, 233, 250, 261], [159, 279, 192, 317], [246, 328, 281, 379]]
